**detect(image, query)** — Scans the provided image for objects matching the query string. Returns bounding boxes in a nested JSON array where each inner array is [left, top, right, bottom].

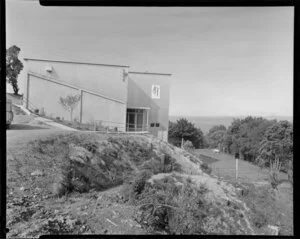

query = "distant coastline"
[[169, 115, 293, 134]]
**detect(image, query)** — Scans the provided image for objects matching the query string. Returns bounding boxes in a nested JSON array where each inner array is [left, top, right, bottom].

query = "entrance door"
[[136, 113, 143, 131], [126, 108, 146, 132], [127, 112, 135, 131]]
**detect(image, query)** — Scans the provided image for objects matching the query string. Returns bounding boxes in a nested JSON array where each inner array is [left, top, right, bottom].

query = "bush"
[[183, 140, 195, 152], [133, 176, 213, 234], [200, 163, 212, 175]]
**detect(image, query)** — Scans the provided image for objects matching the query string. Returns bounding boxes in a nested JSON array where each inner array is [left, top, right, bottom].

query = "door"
[[136, 113, 143, 131], [127, 112, 135, 131]]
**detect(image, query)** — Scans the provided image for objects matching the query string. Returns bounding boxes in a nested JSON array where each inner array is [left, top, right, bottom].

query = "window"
[[150, 123, 155, 127], [156, 123, 160, 127]]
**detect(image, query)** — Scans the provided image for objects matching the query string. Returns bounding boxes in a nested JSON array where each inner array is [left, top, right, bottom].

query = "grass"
[[239, 183, 293, 235], [39, 115, 109, 131]]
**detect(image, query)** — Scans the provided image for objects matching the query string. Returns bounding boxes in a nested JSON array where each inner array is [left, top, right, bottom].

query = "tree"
[[206, 125, 227, 150], [59, 94, 81, 121], [182, 140, 195, 152], [207, 125, 226, 135], [258, 120, 293, 171], [168, 118, 204, 149], [223, 116, 276, 162], [6, 45, 24, 95]]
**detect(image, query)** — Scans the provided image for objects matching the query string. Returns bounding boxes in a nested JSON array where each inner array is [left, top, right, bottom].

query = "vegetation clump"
[[131, 176, 215, 234]]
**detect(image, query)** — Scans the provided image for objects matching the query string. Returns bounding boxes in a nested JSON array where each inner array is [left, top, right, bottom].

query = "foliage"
[[200, 163, 212, 175], [268, 156, 282, 190], [6, 45, 24, 95], [258, 120, 293, 171], [168, 118, 205, 149], [59, 94, 81, 121], [206, 117, 277, 164], [208, 125, 227, 135], [182, 140, 195, 152], [205, 125, 227, 150], [134, 176, 213, 234]]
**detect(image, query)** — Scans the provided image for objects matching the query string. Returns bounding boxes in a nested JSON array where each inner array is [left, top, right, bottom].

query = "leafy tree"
[[168, 118, 204, 149], [6, 45, 24, 95], [208, 125, 226, 135], [206, 125, 227, 150], [258, 120, 293, 171], [182, 140, 195, 152], [59, 94, 81, 121], [224, 116, 275, 161]]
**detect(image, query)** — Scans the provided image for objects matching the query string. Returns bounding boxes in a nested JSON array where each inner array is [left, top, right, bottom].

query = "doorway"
[[126, 108, 148, 132]]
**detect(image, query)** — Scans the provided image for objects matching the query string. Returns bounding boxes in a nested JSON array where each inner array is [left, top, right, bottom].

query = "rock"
[[20, 187, 25, 191], [266, 225, 280, 235], [31, 170, 44, 176]]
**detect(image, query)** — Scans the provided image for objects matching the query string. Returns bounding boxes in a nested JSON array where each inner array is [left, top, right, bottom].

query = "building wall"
[[24, 59, 128, 129], [127, 72, 171, 141], [81, 91, 126, 131], [25, 59, 128, 102], [28, 74, 81, 121]]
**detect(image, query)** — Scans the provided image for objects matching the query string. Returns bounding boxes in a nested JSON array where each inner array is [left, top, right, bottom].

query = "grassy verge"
[[37, 114, 109, 131]]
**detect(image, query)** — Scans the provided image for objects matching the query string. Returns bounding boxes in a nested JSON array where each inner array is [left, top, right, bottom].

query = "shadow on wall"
[[128, 80, 166, 131]]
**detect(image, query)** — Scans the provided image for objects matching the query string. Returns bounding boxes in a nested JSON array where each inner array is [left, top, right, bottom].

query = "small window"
[[150, 123, 155, 127], [156, 123, 160, 127]]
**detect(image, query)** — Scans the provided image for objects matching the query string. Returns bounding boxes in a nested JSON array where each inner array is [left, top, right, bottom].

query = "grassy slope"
[[193, 149, 293, 235]]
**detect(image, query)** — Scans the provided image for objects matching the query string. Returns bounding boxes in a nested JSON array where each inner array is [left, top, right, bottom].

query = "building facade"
[[23, 58, 171, 141]]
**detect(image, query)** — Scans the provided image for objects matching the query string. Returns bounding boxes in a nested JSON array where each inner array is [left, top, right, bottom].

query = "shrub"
[[200, 163, 212, 175], [183, 140, 195, 152], [133, 176, 213, 234]]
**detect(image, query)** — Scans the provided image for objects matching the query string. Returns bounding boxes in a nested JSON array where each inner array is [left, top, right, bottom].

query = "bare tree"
[[59, 94, 81, 121]]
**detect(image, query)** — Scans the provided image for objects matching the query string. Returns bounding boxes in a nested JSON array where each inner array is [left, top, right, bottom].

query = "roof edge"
[[129, 71, 172, 76], [23, 57, 130, 68]]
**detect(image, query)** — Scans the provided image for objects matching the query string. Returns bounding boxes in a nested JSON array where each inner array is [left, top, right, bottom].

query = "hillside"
[[7, 132, 288, 236]]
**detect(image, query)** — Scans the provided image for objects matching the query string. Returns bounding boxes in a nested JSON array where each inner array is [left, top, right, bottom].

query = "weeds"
[[268, 156, 282, 190], [131, 175, 215, 234]]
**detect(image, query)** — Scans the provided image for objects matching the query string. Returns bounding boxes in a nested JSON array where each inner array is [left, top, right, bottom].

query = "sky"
[[6, 0, 294, 117]]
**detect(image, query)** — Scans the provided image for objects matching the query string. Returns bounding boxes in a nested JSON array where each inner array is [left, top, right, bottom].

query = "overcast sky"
[[6, 1, 294, 117]]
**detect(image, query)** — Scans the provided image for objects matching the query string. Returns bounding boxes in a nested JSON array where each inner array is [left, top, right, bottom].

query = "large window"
[[126, 108, 148, 132]]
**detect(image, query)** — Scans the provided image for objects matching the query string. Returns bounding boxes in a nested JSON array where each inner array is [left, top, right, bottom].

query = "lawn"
[[193, 149, 288, 184]]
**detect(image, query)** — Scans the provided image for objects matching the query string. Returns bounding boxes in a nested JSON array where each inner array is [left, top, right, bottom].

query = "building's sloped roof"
[[24, 57, 130, 68]]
